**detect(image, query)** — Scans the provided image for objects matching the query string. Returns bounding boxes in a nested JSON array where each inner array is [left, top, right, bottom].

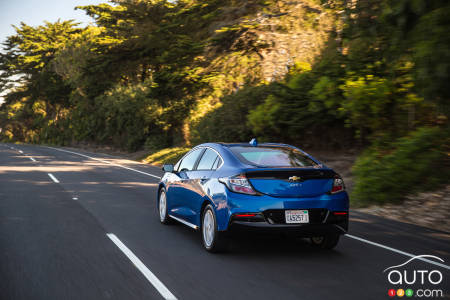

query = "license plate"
[[285, 210, 309, 224]]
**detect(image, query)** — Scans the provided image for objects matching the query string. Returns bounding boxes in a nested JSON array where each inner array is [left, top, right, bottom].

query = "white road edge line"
[[345, 234, 450, 270], [47, 147, 160, 179], [47, 173, 60, 183], [106, 233, 177, 300], [29, 157, 36, 162]]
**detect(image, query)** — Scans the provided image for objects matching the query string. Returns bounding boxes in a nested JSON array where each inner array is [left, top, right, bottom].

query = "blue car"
[[157, 139, 349, 252]]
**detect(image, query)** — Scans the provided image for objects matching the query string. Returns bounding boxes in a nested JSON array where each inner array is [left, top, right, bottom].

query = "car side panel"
[[161, 172, 184, 217], [179, 170, 213, 225], [197, 178, 229, 229]]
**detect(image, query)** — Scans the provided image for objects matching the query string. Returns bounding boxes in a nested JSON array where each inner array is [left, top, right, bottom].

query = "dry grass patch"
[[141, 147, 190, 166]]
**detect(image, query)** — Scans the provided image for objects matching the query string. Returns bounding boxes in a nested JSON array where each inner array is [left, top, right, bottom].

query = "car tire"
[[201, 204, 228, 253], [158, 188, 172, 224], [310, 234, 340, 250]]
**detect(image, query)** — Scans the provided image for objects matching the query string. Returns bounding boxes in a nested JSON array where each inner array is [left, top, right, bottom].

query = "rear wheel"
[[201, 204, 228, 253], [158, 188, 172, 224], [310, 234, 340, 250]]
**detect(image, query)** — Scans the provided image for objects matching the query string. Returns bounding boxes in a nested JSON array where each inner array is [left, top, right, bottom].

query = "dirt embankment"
[[302, 151, 450, 233]]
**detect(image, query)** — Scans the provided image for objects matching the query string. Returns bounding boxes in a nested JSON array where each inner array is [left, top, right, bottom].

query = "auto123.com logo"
[[384, 255, 447, 298]]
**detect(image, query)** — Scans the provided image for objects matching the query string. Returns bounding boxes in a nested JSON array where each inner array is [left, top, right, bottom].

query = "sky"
[[0, 0, 105, 44]]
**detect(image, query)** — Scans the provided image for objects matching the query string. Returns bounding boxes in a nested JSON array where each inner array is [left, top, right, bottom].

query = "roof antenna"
[[249, 138, 258, 147]]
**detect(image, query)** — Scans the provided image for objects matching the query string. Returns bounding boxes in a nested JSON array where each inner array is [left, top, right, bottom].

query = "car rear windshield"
[[229, 146, 318, 168]]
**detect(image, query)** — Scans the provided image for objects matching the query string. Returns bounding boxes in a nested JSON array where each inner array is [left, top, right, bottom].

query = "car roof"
[[192, 142, 325, 170], [214, 142, 295, 148], [195, 142, 304, 156]]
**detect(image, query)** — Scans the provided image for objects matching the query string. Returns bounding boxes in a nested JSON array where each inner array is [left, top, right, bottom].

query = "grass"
[[140, 147, 190, 166]]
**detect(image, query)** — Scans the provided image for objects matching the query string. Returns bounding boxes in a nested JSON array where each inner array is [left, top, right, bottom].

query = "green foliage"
[[0, 20, 81, 144], [381, 0, 450, 112], [351, 127, 449, 205], [191, 83, 279, 143], [248, 94, 282, 137], [91, 81, 166, 151], [308, 76, 340, 113], [247, 70, 353, 149], [339, 75, 393, 138]]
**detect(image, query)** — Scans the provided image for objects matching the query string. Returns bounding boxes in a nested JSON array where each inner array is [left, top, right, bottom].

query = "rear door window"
[[212, 156, 222, 170], [177, 148, 204, 171], [229, 146, 317, 168], [197, 149, 219, 170]]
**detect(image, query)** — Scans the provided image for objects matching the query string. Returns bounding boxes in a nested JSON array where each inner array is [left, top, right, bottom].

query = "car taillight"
[[235, 213, 257, 217], [219, 174, 257, 195], [330, 175, 345, 194], [333, 212, 348, 216]]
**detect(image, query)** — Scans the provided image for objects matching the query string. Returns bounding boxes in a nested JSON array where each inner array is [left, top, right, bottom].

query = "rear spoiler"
[[244, 168, 336, 181]]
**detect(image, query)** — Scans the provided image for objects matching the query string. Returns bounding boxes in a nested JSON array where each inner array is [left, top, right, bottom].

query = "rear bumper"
[[213, 188, 349, 231], [229, 221, 347, 236], [227, 211, 348, 237]]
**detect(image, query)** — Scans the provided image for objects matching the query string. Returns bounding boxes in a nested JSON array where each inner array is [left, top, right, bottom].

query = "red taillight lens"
[[219, 174, 257, 195], [333, 212, 348, 216], [330, 176, 345, 194], [234, 213, 257, 217]]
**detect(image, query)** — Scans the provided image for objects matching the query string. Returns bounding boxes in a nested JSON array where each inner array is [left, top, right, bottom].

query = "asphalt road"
[[1, 143, 449, 300]]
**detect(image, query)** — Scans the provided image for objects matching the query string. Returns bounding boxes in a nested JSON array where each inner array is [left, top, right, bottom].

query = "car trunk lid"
[[245, 168, 335, 197]]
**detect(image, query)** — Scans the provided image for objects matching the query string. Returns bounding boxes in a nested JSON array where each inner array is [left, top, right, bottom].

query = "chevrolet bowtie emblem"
[[288, 176, 301, 182]]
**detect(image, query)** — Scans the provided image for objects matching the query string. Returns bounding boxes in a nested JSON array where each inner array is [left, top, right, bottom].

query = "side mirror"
[[162, 164, 174, 173]]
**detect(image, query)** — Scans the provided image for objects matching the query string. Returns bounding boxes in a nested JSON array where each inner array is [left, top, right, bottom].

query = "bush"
[[247, 72, 354, 149], [351, 127, 449, 206], [191, 83, 280, 144], [80, 81, 171, 152]]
